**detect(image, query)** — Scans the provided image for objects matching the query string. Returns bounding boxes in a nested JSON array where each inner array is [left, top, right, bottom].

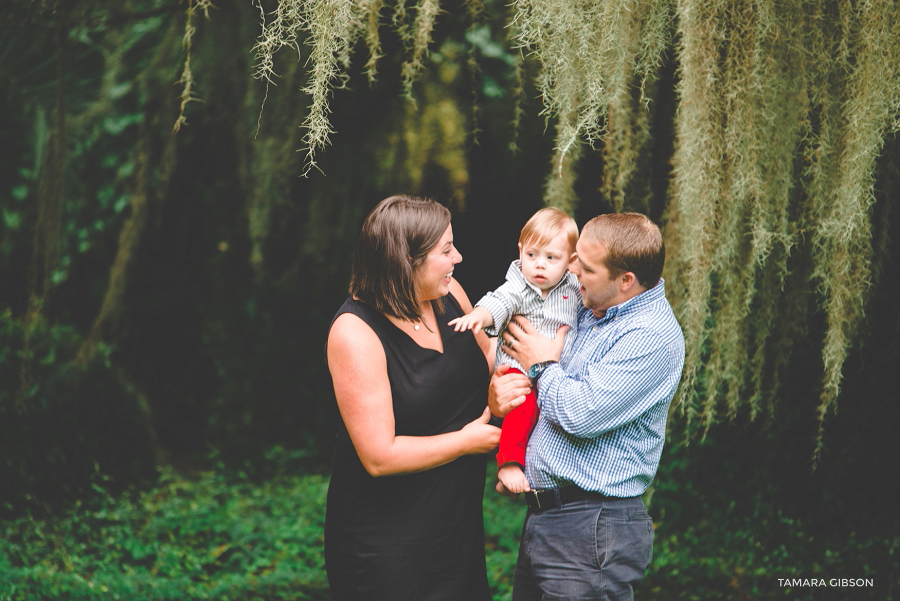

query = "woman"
[[324, 195, 501, 601]]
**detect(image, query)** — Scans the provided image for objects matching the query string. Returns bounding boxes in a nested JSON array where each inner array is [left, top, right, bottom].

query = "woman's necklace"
[[412, 303, 433, 333]]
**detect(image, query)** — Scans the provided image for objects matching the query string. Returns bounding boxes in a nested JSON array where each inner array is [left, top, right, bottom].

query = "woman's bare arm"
[[327, 312, 500, 477]]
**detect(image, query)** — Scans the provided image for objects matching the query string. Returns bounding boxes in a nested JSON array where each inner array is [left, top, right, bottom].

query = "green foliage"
[[482, 485, 527, 601], [647, 505, 897, 600], [251, 0, 476, 175], [510, 0, 672, 210], [0, 311, 156, 517], [643, 425, 900, 601], [0, 453, 331, 600], [384, 37, 472, 204], [399, 0, 442, 98], [174, 0, 214, 132], [3, 449, 896, 600], [0, 2, 174, 314], [252, 0, 410, 174], [247, 0, 900, 456], [665, 0, 900, 459], [0, 454, 523, 601]]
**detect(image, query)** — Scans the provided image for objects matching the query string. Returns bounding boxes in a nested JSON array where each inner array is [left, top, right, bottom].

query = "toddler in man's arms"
[[450, 207, 580, 492]]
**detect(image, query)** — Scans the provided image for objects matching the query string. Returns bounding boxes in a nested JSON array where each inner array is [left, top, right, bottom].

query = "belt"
[[524, 486, 619, 511]]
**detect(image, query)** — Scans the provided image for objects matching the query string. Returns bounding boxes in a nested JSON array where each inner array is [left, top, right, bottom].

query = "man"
[[489, 212, 685, 601]]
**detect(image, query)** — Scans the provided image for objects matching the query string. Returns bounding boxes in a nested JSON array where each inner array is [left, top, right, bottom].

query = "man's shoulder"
[[592, 293, 681, 345], [628, 298, 682, 337], [613, 304, 684, 366]]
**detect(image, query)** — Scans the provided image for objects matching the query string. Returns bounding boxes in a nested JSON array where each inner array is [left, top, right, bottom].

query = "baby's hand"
[[448, 313, 485, 334], [448, 306, 493, 333]]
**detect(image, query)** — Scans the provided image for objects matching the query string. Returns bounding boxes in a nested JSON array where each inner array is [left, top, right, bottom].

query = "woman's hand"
[[460, 407, 501, 454]]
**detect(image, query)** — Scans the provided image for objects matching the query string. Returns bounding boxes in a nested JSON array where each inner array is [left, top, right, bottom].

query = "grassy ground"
[[0, 456, 525, 601], [1, 451, 895, 600]]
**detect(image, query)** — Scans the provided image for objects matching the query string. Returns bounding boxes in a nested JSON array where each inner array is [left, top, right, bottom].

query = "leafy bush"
[[0, 310, 157, 518], [643, 434, 899, 601], [2, 448, 895, 600], [483, 484, 527, 601], [0, 457, 330, 601], [0, 452, 524, 601]]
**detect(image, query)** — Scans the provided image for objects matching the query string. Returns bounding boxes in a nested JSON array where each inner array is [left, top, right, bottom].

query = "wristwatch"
[[526, 360, 557, 383]]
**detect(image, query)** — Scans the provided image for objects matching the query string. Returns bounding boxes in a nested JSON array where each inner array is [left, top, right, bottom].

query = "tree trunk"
[[20, 14, 68, 410], [77, 18, 182, 365]]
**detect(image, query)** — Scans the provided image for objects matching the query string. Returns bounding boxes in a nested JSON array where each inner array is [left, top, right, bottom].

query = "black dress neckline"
[[357, 297, 447, 355]]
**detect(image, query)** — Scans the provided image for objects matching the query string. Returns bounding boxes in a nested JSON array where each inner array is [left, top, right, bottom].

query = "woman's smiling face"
[[416, 224, 462, 301]]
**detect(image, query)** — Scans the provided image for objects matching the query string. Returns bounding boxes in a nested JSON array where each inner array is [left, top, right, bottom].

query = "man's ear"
[[620, 271, 638, 292]]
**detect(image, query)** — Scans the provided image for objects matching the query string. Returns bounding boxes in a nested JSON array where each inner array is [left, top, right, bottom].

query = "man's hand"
[[501, 316, 569, 372], [488, 364, 532, 418]]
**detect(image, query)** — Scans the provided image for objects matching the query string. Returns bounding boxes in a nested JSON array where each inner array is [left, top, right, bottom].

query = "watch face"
[[529, 361, 555, 380]]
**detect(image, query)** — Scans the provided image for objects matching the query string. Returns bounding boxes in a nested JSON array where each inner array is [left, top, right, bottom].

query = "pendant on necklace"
[[414, 324, 420, 331]]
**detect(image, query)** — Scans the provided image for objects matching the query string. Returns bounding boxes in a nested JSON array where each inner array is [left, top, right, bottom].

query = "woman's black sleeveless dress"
[[324, 295, 493, 601]]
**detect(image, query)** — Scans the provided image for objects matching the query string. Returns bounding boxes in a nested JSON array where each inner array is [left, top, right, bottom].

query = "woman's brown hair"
[[349, 195, 451, 320]]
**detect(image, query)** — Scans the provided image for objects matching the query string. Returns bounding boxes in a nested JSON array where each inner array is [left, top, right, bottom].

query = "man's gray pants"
[[513, 497, 654, 601]]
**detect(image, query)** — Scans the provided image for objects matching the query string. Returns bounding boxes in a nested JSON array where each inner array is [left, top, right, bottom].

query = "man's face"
[[569, 238, 623, 317]]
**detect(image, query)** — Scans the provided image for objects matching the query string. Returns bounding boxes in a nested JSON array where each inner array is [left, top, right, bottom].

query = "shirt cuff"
[[476, 295, 511, 337], [534, 363, 563, 408]]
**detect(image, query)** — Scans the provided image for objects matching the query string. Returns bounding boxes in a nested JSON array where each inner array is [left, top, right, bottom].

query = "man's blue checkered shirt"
[[525, 279, 685, 496]]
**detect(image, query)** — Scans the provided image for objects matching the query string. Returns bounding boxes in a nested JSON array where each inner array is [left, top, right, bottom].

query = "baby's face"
[[518, 230, 574, 293]]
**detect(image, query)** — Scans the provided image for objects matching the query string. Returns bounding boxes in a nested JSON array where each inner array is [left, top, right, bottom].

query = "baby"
[[450, 207, 581, 493]]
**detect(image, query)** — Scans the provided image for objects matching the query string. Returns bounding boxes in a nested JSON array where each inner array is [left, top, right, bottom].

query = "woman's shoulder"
[[327, 309, 385, 364], [331, 296, 383, 328], [329, 297, 384, 343]]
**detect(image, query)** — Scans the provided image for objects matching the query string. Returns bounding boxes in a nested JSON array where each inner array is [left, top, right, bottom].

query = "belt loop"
[[552, 488, 561, 507]]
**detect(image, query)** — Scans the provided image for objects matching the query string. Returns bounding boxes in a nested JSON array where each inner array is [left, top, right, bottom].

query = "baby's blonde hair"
[[518, 207, 579, 253]]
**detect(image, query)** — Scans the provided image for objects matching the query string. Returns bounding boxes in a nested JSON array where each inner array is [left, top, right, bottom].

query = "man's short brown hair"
[[349, 195, 451, 320], [581, 212, 665, 288]]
